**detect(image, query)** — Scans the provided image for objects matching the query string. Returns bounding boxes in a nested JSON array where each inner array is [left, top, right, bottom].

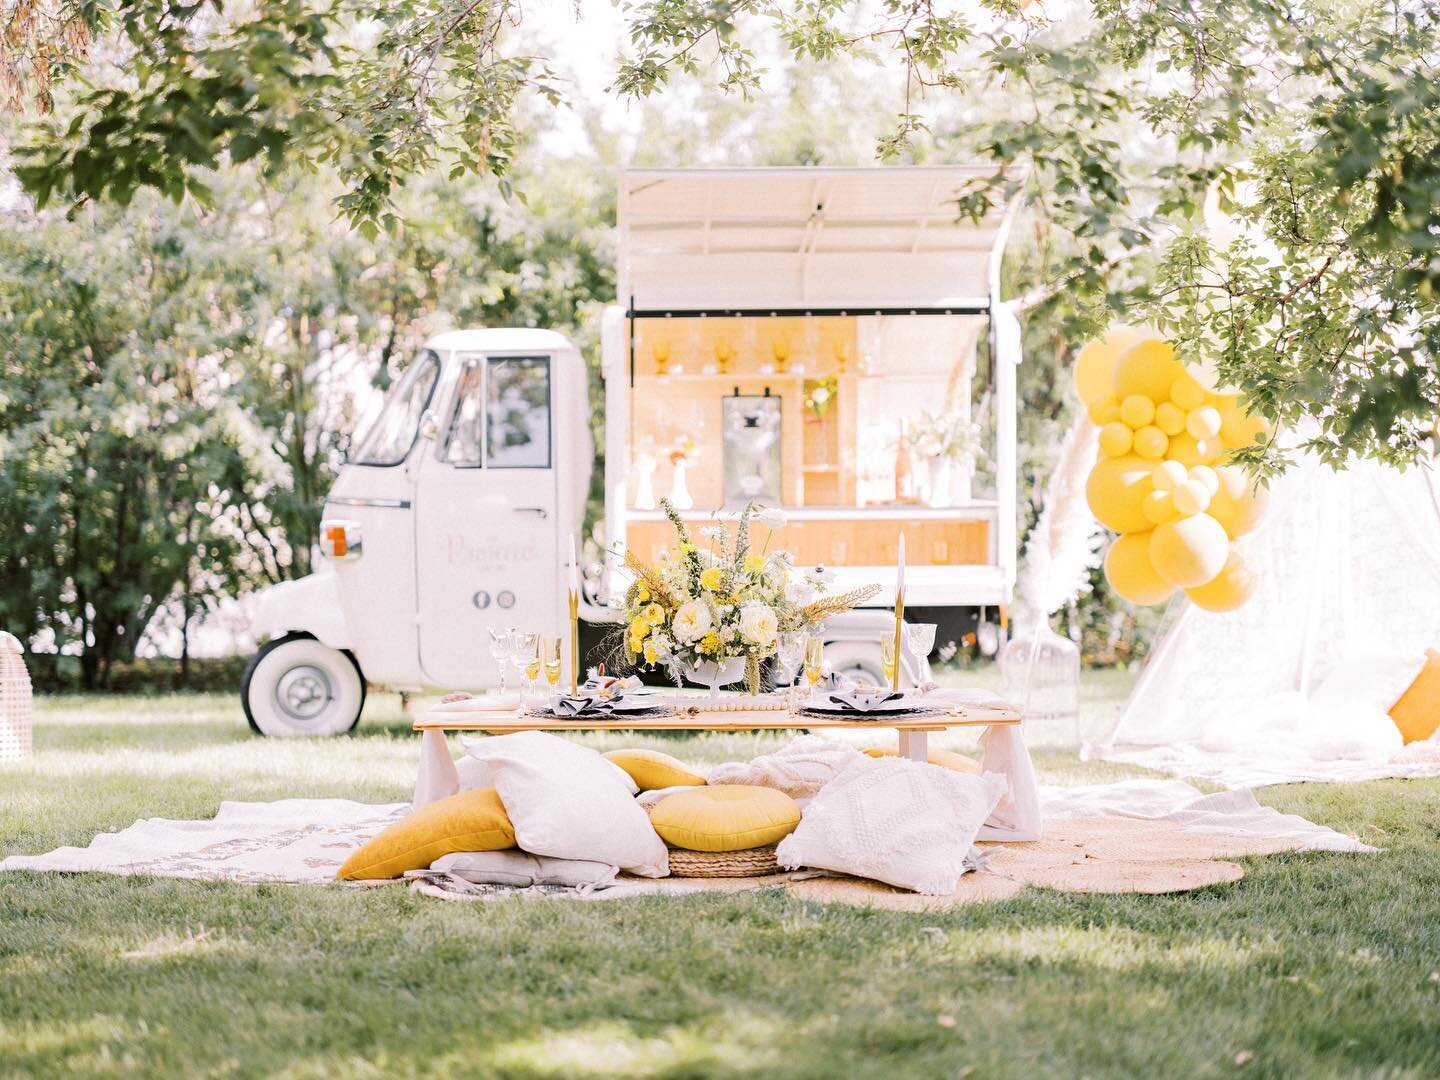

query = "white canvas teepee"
[[1094, 451, 1440, 787]]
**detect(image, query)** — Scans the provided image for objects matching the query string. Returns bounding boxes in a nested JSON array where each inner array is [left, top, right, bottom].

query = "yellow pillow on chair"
[[338, 788, 515, 880], [603, 748, 707, 791]]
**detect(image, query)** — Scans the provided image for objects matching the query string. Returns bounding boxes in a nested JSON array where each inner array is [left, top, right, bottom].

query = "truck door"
[[415, 353, 559, 688]]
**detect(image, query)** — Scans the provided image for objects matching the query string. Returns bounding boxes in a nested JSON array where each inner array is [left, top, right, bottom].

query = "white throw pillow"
[[462, 731, 668, 877], [431, 850, 620, 889], [456, 754, 639, 796], [706, 734, 868, 798], [776, 755, 1007, 895]]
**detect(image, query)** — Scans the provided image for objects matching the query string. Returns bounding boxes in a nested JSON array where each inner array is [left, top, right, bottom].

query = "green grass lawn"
[[3, 685, 1439, 1078]]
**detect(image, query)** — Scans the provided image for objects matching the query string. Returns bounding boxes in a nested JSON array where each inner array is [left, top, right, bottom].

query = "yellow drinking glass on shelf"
[[880, 631, 898, 688], [803, 636, 826, 689], [541, 636, 562, 690]]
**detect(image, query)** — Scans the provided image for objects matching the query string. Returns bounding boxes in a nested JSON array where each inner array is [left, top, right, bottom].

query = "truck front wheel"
[[241, 632, 366, 737]]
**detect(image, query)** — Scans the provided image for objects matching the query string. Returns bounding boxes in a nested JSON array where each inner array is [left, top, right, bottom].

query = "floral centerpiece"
[[617, 500, 880, 694]]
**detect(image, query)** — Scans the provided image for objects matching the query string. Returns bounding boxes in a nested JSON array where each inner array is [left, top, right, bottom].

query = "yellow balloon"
[[1186, 549, 1258, 612], [1099, 421, 1135, 458], [1218, 396, 1271, 449], [1105, 532, 1175, 606], [1169, 375, 1207, 411], [1167, 433, 1223, 468], [1186, 406, 1223, 440], [1120, 394, 1156, 428], [1151, 460, 1189, 493], [1115, 340, 1187, 402], [1133, 425, 1169, 460], [1150, 514, 1230, 588], [1155, 401, 1186, 436], [1209, 465, 1270, 538], [1086, 454, 1156, 534], [1142, 489, 1177, 526], [1074, 327, 1149, 405], [1172, 478, 1213, 517], [1189, 465, 1221, 497], [1087, 396, 1119, 424]]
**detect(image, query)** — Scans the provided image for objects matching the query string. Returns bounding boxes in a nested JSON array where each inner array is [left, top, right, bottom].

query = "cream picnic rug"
[[0, 781, 1373, 910]]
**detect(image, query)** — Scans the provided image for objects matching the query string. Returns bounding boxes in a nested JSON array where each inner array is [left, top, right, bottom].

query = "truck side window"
[[442, 358, 485, 467], [351, 351, 440, 467], [486, 356, 551, 468]]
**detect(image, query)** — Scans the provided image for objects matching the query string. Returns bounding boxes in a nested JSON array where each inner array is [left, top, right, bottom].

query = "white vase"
[[683, 658, 747, 698], [668, 460, 694, 510], [633, 456, 657, 510], [927, 457, 951, 508]]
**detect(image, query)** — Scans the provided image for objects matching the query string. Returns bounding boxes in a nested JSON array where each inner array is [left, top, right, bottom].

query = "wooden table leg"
[[414, 728, 461, 809], [897, 729, 928, 762]]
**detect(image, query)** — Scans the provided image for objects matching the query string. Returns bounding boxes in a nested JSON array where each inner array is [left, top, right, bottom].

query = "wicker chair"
[[0, 631, 33, 761]]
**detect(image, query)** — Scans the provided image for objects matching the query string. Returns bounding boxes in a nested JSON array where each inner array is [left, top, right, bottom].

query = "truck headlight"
[[320, 519, 363, 561]]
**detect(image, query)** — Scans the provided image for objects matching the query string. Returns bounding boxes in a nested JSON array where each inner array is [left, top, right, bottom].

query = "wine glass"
[[516, 632, 540, 701], [776, 631, 804, 692], [488, 627, 514, 694], [541, 636, 563, 695], [880, 631, 899, 688], [904, 622, 938, 685], [803, 635, 826, 698]]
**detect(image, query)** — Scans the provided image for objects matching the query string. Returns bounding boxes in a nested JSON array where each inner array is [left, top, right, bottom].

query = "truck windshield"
[[351, 351, 441, 466]]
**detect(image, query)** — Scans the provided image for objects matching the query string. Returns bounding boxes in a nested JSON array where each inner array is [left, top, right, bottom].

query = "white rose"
[[739, 603, 779, 649], [756, 507, 788, 529], [784, 577, 817, 606], [672, 599, 712, 643]]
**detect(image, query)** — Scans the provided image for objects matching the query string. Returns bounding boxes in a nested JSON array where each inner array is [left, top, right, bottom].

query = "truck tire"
[[241, 632, 366, 737]]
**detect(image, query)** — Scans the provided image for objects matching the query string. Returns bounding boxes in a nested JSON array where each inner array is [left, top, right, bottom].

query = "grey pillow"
[[431, 850, 620, 889]]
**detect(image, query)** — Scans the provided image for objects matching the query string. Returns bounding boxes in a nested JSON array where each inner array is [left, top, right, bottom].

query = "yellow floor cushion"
[[863, 746, 979, 773], [603, 748, 707, 791], [1390, 649, 1440, 745], [649, 785, 801, 852], [338, 787, 515, 880]]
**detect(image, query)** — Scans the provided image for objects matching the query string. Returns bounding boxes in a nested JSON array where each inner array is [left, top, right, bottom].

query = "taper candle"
[[892, 532, 906, 690], [569, 534, 581, 696]]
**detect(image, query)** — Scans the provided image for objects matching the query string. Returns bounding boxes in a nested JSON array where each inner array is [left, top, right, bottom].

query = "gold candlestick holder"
[[892, 588, 905, 691], [568, 589, 580, 696]]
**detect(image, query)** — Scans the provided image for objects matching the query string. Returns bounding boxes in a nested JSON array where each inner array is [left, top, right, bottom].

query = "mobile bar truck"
[[244, 167, 1021, 735]]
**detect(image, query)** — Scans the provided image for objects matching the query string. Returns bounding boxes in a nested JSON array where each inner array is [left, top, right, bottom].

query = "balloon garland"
[[1077, 331, 1271, 612]]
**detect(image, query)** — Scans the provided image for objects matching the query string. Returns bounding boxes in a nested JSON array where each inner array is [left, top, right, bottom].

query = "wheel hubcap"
[[275, 664, 334, 722]]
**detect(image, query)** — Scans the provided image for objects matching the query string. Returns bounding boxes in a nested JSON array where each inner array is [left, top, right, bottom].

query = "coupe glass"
[[488, 627, 514, 694]]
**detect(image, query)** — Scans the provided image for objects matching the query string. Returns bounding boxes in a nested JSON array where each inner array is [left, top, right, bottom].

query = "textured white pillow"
[[457, 753, 639, 796], [777, 755, 1007, 894], [462, 731, 668, 877], [706, 734, 868, 798], [430, 850, 620, 889]]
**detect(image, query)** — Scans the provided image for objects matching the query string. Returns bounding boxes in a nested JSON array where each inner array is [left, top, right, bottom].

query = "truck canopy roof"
[[618, 166, 1014, 312], [425, 328, 577, 354]]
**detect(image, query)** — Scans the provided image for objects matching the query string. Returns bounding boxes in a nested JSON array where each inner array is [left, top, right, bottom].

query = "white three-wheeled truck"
[[244, 166, 1022, 735]]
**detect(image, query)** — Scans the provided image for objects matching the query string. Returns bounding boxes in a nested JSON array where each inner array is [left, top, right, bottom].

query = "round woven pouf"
[[666, 844, 781, 878]]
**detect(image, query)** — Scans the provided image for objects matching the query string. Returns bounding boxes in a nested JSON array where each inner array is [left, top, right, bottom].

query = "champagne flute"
[[803, 635, 826, 698], [541, 636, 563, 693], [488, 627, 514, 695], [517, 632, 541, 701], [880, 631, 898, 688]]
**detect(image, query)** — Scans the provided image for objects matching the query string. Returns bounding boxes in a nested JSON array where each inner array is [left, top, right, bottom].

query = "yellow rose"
[[744, 555, 766, 574], [643, 641, 659, 664], [643, 603, 665, 625], [627, 636, 642, 656], [636, 584, 650, 602], [699, 567, 724, 591], [628, 616, 650, 640]]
